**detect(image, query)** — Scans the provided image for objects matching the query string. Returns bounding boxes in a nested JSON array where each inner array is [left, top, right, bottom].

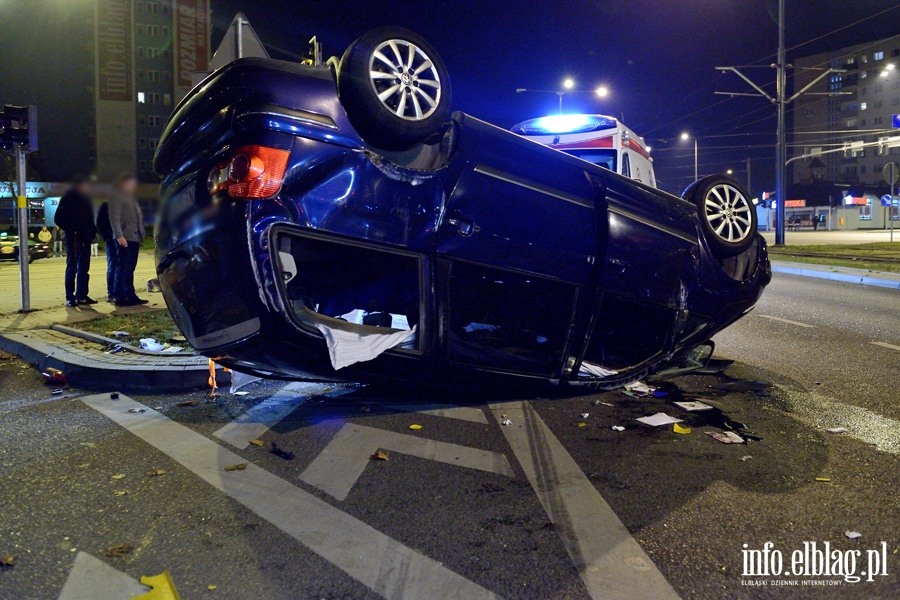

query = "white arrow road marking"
[[758, 314, 816, 328], [383, 404, 489, 424], [300, 422, 514, 501], [871, 341, 900, 351], [58, 552, 149, 599], [213, 382, 351, 449], [491, 402, 680, 600], [81, 394, 500, 600]]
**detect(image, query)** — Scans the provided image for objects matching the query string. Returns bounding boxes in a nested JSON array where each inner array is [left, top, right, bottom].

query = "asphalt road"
[[0, 273, 897, 599]]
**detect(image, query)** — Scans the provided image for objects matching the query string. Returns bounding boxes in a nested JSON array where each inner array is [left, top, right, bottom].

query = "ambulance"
[[511, 114, 656, 188]]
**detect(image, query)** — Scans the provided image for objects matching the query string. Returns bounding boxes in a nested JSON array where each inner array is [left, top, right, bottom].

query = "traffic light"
[[0, 105, 38, 151]]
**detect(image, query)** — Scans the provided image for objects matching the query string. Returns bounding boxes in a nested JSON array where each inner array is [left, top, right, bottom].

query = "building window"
[[149, 138, 159, 150], [137, 1, 144, 12], [859, 205, 871, 220], [163, 94, 171, 106], [162, 49, 171, 60], [161, 4, 169, 15], [162, 70, 171, 81], [137, 69, 145, 81], [137, 92, 146, 103], [139, 160, 149, 173], [139, 138, 147, 150], [138, 115, 147, 127], [860, 102, 867, 110], [861, 71, 867, 79], [147, 70, 160, 82], [148, 115, 162, 127], [875, 100, 883, 109], [137, 46, 145, 58], [162, 26, 169, 37], [874, 51, 884, 61]]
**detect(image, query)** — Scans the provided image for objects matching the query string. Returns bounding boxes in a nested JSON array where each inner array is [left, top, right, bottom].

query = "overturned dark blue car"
[[153, 26, 770, 394]]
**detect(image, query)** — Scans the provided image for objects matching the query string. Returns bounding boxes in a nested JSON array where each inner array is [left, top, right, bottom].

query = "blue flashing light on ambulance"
[[512, 114, 656, 188]]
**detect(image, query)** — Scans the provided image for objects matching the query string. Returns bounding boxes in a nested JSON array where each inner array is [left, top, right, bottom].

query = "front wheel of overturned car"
[[338, 26, 452, 151], [683, 176, 757, 257]]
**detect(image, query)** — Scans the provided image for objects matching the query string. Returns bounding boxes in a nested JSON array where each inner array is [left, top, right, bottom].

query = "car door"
[[436, 114, 599, 377]]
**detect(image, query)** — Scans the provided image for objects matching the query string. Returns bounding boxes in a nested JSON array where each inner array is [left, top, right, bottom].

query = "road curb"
[[771, 264, 900, 290], [0, 330, 214, 392], [50, 324, 199, 357]]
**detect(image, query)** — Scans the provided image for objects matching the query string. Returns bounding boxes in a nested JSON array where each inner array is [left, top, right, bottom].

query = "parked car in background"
[[153, 26, 769, 394]]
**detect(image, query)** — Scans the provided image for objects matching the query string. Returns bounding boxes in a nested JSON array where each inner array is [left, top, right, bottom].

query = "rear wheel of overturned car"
[[684, 175, 757, 256], [338, 26, 452, 151]]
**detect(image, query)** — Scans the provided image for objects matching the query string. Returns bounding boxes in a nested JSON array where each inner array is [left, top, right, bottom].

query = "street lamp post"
[[681, 132, 698, 181], [517, 81, 609, 114]]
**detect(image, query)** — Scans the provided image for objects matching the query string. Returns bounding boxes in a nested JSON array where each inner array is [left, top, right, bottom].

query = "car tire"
[[683, 175, 757, 256], [338, 26, 452, 151]]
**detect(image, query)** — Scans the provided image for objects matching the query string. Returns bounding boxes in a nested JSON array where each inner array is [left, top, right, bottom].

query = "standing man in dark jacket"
[[54, 176, 98, 306], [109, 174, 148, 306], [96, 200, 117, 302]]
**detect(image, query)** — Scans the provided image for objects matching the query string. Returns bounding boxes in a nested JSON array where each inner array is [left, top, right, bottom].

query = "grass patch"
[[73, 309, 189, 348], [769, 242, 900, 274]]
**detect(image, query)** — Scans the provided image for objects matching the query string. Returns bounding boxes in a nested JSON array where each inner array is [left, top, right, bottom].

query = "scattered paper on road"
[[705, 431, 745, 444], [673, 401, 714, 411], [611, 425, 625, 431], [673, 423, 692, 434], [826, 427, 848, 434], [636, 412, 682, 427], [844, 531, 862, 539]]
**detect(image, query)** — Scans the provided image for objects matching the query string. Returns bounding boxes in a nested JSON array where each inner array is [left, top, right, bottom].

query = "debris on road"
[[673, 400, 714, 411], [408, 424, 423, 430], [146, 468, 166, 477], [370, 451, 389, 461], [110, 474, 126, 480], [249, 439, 264, 447], [815, 477, 832, 482], [844, 531, 862, 539], [673, 423, 692, 434], [611, 425, 625, 431], [270, 442, 294, 461], [705, 431, 745, 444], [636, 412, 682, 427], [208, 584, 217, 590], [622, 381, 655, 398], [136, 571, 180, 600], [41, 367, 67, 384], [110, 392, 119, 400], [176, 400, 200, 407], [740, 455, 753, 462], [51, 388, 64, 396], [224, 463, 248, 471], [501, 419, 512, 426], [826, 427, 848, 434], [593, 399, 614, 407], [114, 491, 128, 496], [139, 338, 165, 352], [0, 555, 17, 567], [580, 412, 590, 419], [128, 408, 146, 413], [108, 331, 129, 337], [106, 544, 133, 557], [577, 422, 586, 428]]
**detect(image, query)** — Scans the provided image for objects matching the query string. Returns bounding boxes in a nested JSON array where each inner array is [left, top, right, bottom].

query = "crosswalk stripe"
[[58, 552, 148, 599], [491, 401, 679, 600], [758, 314, 816, 328], [81, 393, 499, 600], [384, 404, 489, 424], [871, 341, 900, 351], [300, 422, 513, 500]]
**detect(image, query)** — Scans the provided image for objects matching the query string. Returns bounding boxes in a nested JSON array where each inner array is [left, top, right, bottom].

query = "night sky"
[[210, 0, 900, 195]]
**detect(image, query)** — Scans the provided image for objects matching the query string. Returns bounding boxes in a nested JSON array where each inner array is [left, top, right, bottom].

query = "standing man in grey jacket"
[[108, 174, 149, 306]]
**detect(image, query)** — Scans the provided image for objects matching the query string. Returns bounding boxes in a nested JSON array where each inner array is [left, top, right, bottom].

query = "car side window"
[[621, 153, 631, 178], [583, 294, 672, 370]]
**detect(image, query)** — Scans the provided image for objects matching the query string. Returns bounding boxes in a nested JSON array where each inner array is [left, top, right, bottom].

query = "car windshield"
[[564, 149, 617, 172]]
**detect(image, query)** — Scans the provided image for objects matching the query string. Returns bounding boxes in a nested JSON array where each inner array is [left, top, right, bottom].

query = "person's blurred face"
[[74, 181, 91, 196], [120, 177, 137, 194]]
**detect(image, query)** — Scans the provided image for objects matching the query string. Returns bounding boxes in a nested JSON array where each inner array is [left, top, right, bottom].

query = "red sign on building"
[[784, 200, 806, 208], [96, 0, 133, 102], [174, 0, 210, 97]]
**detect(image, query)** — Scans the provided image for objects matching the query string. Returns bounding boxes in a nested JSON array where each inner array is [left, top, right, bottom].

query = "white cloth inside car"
[[315, 323, 417, 370]]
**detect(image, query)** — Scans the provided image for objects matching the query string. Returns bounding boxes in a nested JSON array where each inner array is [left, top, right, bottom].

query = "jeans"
[[114, 241, 140, 302], [64, 234, 92, 300], [105, 240, 118, 298]]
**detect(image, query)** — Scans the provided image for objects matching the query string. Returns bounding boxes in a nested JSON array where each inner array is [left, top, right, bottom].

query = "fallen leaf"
[[408, 424, 423, 430], [0, 555, 17, 566], [577, 422, 587, 428], [224, 463, 248, 471], [114, 490, 128, 496], [146, 468, 166, 477], [208, 584, 217, 590], [370, 451, 389, 461], [110, 474, 126, 480], [673, 423, 692, 434], [249, 439, 264, 447], [176, 400, 200, 407], [106, 544, 133, 557], [815, 477, 831, 482]]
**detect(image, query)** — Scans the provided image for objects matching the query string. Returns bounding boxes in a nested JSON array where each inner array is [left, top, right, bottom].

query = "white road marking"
[[871, 341, 900, 351], [81, 394, 499, 600], [213, 382, 347, 449], [758, 314, 816, 328], [58, 552, 148, 600], [384, 404, 489, 424], [300, 422, 513, 500], [491, 401, 679, 600]]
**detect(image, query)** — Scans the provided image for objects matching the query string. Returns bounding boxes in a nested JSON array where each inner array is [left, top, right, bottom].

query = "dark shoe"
[[76, 296, 98, 305], [106, 295, 117, 303], [115, 299, 138, 307], [66, 299, 78, 307], [131, 297, 150, 305]]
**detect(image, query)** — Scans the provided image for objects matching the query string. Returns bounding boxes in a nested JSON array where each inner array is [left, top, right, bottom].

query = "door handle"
[[447, 215, 477, 237]]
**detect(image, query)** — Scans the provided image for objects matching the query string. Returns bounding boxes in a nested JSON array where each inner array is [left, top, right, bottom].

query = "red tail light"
[[207, 145, 290, 199]]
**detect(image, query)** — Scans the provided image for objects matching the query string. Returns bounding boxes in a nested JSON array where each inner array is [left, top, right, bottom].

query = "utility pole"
[[15, 146, 30, 312], [746, 157, 752, 192], [715, 0, 846, 246], [693, 138, 698, 181]]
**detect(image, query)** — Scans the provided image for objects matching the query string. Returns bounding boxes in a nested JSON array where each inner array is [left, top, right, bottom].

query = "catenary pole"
[[16, 146, 30, 312]]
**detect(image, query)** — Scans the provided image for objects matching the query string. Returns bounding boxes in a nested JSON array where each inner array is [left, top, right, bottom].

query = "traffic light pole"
[[15, 146, 30, 312]]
